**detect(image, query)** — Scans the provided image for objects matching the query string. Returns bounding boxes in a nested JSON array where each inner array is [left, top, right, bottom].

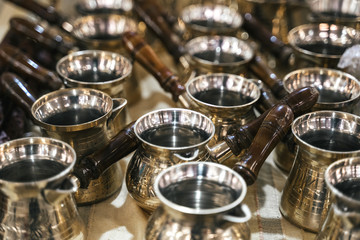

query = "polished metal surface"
[[76, 0, 133, 14], [146, 162, 251, 240], [186, 73, 260, 165], [179, 3, 243, 39], [0, 137, 85, 240], [126, 108, 215, 213], [287, 23, 360, 68], [317, 157, 360, 239], [71, 14, 138, 51], [31, 88, 127, 205], [307, 0, 360, 29], [182, 35, 254, 79], [56, 50, 132, 128], [280, 111, 360, 232], [274, 67, 360, 172]]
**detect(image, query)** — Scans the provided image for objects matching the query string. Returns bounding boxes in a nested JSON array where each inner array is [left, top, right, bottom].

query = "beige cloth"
[[0, 2, 317, 239]]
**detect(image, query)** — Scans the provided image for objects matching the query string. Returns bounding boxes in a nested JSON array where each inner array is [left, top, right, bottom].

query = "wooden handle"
[[233, 104, 294, 185], [133, 0, 185, 62], [242, 12, 293, 65], [0, 44, 63, 91], [122, 31, 185, 101], [249, 55, 288, 99], [9, 17, 73, 56], [0, 72, 37, 116], [74, 121, 140, 188], [6, 0, 65, 27], [225, 86, 318, 155]]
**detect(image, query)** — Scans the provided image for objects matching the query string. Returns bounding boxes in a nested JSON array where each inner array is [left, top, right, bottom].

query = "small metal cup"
[[0, 137, 85, 239], [56, 50, 132, 128], [274, 67, 360, 172], [182, 35, 254, 80], [179, 3, 243, 40], [185, 73, 260, 165], [146, 161, 251, 240], [280, 111, 360, 232], [287, 23, 360, 69], [317, 157, 360, 239], [31, 88, 127, 205]]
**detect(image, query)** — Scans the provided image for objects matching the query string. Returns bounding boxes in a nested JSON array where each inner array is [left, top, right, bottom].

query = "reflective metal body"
[[280, 111, 360, 232], [242, 0, 310, 42], [317, 157, 360, 239], [56, 50, 133, 128], [186, 73, 260, 165], [31, 88, 127, 205], [179, 4, 243, 40], [146, 162, 251, 240], [274, 67, 360, 172], [180, 35, 254, 84], [0, 137, 85, 239], [69, 13, 141, 105], [76, 0, 133, 14], [287, 23, 360, 69], [126, 108, 215, 213], [307, 0, 360, 29]]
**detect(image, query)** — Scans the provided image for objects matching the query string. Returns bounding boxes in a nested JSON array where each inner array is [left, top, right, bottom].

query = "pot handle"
[[5, 0, 66, 28], [0, 72, 37, 116], [173, 149, 199, 162], [42, 176, 78, 205], [74, 121, 140, 188], [233, 104, 294, 185], [222, 204, 252, 223], [9, 17, 74, 56], [0, 44, 63, 91], [225, 86, 318, 156], [106, 97, 127, 126], [122, 31, 185, 102]]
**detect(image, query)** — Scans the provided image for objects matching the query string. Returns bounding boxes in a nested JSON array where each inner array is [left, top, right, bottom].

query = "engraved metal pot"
[[185, 73, 260, 166], [56, 50, 133, 129], [280, 111, 360, 232], [146, 161, 251, 240], [287, 23, 360, 69], [0, 137, 85, 240], [274, 67, 360, 172], [180, 35, 255, 84], [179, 3, 243, 40], [31, 88, 127, 205], [126, 108, 215, 213], [316, 157, 360, 240]]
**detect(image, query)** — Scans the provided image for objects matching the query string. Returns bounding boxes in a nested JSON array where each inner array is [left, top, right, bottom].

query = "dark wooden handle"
[[225, 86, 318, 155], [242, 12, 293, 65], [9, 17, 73, 56], [0, 44, 63, 91], [74, 121, 140, 188], [122, 31, 185, 101], [249, 55, 288, 99], [133, 0, 185, 62], [0, 72, 37, 116], [233, 104, 294, 185], [6, 0, 65, 27]]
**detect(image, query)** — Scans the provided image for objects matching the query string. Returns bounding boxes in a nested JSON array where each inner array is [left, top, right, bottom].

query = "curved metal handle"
[[42, 176, 78, 205], [222, 204, 252, 223], [122, 31, 185, 101], [173, 149, 199, 162], [232, 104, 294, 185], [106, 98, 127, 126]]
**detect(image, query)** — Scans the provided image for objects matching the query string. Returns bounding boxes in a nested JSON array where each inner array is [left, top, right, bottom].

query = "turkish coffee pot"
[[0, 137, 86, 239], [0, 72, 127, 205], [274, 67, 360, 172]]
